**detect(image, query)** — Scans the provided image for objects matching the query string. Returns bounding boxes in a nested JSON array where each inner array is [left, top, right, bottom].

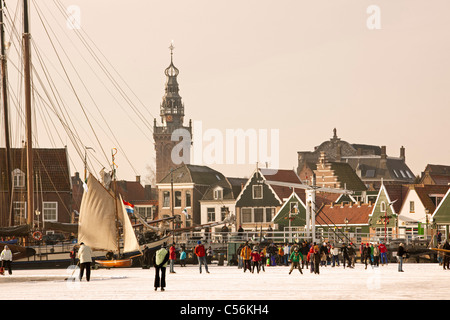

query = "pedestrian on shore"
[[194, 241, 209, 274], [397, 243, 406, 272], [153, 243, 169, 291], [179, 248, 187, 267], [77, 242, 92, 281], [169, 243, 176, 274], [0, 245, 13, 275], [379, 242, 388, 265], [288, 246, 303, 275], [240, 242, 252, 272]]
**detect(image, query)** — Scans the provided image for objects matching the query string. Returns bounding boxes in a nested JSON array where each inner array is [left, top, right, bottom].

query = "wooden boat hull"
[[95, 258, 132, 268], [0, 243, 35, 261]]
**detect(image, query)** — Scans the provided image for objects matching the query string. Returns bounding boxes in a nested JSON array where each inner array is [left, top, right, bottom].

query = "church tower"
[[153, 43, 192, 183]]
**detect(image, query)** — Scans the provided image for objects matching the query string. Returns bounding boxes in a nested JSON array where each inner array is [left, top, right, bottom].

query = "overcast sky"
[[5, 0, 450, 183]]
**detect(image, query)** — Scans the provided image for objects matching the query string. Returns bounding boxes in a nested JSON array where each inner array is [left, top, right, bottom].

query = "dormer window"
[[214, 187, 223, 200], [12, 169, 25, 188]]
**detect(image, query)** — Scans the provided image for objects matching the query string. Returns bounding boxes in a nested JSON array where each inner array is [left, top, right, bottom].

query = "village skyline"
[[1, 1, 448, 185]]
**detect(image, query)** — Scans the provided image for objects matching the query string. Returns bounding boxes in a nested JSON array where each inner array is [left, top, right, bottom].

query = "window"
[[207, 208, 215, 222], [252, 185, 263, 199], [43, 202, 57, 221], [136, 206, 154, 220], [254, 208, 264, 222], [175, 191, 182, 207], [266, 208, 274, 222], [186, 191, 191, 207], [12, 169, 25, 188], [380, 201, 386, 212], [290, 202, 299, 214], [242, 208, 252, 223], [13, 201, 26, 224], [163, 191, 170, 208], [214, 188, 223, 200], [409, 201, 415, 213], [221, 207, 228, 221]]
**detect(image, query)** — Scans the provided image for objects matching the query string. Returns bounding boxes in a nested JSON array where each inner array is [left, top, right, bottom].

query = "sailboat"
[[78, 168, 142, 268]]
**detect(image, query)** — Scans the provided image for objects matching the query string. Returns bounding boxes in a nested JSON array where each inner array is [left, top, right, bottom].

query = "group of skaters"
[[236, 239, 396, 275]]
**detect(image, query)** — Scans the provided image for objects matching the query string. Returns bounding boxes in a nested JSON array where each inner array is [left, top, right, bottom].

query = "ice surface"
[[1, 262, 449, 301]]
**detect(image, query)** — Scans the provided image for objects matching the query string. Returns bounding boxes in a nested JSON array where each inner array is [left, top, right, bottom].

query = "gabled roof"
[[316, 203, 372, 226], [344, 156, 415, 183], [432, 188, 450, 224], [383, 184, 409, 213], [329, 162, 367, 191], [157, 164, 226, 186], [411, 184, 450, 214], [0, 148, 71, 191]]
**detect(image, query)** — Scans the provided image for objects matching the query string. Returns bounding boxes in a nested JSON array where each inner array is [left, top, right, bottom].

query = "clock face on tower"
[[166, 115, 173, 122]]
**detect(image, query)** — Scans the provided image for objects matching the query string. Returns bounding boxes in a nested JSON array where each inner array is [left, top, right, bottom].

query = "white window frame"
[[12, 169, 25, 188], [43, 201, 58, 222], [252, 185, 263, 199]]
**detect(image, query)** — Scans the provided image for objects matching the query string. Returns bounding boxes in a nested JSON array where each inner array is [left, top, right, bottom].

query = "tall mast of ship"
[[23, 0, 34, 226], [0, 0, 13, 226]]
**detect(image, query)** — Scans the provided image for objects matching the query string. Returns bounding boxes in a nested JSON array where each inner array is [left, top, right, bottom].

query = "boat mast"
[[0, 0, 13, 226], [112, 148, 121, 256], [23, 0, 34, 226]]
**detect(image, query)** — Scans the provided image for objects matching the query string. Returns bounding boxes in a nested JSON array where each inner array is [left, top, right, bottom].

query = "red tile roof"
[[316, 203, 373, 226]]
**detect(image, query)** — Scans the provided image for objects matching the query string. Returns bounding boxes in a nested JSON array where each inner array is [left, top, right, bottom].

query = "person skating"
[[397, 243, 407, 272], [363, 243, 373, 269], [0, 245, 13, 275], [288, 246, 303, 275], [77, 242, 93, 281], [194, 241, 209, 274], [442, 239, 450, 270], [341, 243, 350, 269], [153, 243, 169, 291], [169, 243, 176, 274], [240, 243, 252, 272], [251, 249, 261, 273]]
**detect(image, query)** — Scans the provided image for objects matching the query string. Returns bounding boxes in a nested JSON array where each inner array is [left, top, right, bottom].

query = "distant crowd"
[[235, 240, 394, 275]]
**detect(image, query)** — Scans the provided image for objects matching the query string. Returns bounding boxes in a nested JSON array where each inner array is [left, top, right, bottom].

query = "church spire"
[[160, 41, 183, 126]]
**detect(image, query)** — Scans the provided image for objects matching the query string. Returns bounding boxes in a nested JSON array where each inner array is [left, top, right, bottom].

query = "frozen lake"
[[1, 262, 449, 301]]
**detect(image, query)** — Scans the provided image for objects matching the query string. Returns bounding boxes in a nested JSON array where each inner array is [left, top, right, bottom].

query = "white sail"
[[117, 194, 141, 253], [78, 175, 118, 252]]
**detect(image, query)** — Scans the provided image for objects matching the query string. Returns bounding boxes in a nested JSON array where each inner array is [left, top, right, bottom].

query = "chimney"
[[330, 202, 334, 208], [136, 175, 141, 183], [400, 146, 405, 161], [381, 146, 387, 160]]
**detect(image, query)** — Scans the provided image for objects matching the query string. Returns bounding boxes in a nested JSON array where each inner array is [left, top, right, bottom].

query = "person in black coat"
[[363, 243, 373, 269], [397, 243, 407, 272], [442, 240, 450, 270], [341, 244, 350, 269]]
